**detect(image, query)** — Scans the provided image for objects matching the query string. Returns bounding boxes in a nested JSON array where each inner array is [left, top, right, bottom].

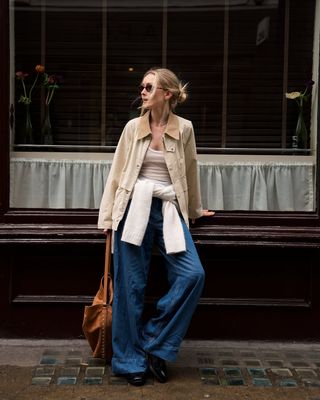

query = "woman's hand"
[[103, 229, 110, 236], [202, 209, 215, 217], [191, 209, 215, 224]]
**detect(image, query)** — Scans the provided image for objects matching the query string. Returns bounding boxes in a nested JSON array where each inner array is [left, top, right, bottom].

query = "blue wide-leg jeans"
[[111, 198, 205, 375]]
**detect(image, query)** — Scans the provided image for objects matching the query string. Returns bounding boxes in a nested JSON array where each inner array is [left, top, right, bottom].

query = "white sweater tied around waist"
[[121, 178, 186, 254]]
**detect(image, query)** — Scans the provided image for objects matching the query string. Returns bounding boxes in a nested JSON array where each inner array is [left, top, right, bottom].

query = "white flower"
[[285, 91, 301, 99]]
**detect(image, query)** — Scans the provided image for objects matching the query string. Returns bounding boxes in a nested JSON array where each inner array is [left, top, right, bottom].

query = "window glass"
[[10, 0, 318, 211]]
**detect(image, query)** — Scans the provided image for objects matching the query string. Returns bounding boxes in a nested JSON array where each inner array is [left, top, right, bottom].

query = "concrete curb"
[[1, 339, 320, 367]]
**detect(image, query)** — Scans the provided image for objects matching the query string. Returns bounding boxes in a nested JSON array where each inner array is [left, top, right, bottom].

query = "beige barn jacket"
[[98, 110, 203, 231]]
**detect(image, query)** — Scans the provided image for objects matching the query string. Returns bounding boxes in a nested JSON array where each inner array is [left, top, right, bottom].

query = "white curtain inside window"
[[10, 158, 315, 211]]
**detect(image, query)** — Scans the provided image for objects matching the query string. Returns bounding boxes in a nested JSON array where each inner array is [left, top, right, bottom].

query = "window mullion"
[[281, 0, 290, 148], [221, 0, 229, 148]]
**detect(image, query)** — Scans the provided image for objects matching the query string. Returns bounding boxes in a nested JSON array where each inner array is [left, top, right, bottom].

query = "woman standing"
[[98, 68, 214, 386]]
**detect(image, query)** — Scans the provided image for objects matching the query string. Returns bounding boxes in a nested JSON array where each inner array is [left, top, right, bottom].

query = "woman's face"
[[140, 73, 169, 110]]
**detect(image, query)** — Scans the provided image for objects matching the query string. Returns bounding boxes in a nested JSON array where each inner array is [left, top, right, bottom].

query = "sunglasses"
[[139, 84, 164, 93]]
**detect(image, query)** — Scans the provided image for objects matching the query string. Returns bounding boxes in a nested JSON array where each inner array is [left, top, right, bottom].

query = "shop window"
[[8, 0, 318, 211]]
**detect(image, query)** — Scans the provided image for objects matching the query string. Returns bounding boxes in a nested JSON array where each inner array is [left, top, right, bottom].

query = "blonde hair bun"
[[177, 82, 188, 105]]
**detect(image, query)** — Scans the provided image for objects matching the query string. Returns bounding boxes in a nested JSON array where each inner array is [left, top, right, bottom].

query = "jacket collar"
[[137, 110, 180, 140]]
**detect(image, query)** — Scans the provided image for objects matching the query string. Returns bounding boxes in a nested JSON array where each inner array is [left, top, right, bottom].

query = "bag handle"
[[103, 232, 112, 305]]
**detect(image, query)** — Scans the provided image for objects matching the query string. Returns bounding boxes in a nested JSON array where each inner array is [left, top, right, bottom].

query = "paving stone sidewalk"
[[1, 339, 320, 400]]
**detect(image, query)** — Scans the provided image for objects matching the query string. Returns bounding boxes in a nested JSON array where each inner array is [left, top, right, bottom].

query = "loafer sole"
[[124, 373, 147, 386]]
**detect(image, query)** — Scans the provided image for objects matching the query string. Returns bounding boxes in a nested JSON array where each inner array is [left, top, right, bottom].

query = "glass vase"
[[295, 107, 308, 149], [24, 104, 33, 144], [41, 105, 53, 145]]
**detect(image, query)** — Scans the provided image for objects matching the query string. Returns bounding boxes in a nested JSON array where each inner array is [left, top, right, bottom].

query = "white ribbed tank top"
[[139, 147, 172, 184]]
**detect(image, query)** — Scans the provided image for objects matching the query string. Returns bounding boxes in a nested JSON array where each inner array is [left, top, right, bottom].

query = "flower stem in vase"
[[295, 107, 308, 149], [24, 104, 33, 144], [41, 104, 53, 144]]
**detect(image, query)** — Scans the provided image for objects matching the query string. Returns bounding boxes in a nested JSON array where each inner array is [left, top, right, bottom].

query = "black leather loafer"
[[124, 372, 147, 386], [147, 353, 168, 383]]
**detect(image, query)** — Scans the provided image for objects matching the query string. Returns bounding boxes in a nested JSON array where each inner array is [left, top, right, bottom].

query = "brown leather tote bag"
[[82, 233, 113, 361]]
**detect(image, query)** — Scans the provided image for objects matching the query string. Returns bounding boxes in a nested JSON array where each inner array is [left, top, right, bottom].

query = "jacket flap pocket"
[[165, 142, 176, 152]]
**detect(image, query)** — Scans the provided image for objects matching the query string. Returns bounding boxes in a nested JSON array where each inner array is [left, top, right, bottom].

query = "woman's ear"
[[164, 90, 173, 101]]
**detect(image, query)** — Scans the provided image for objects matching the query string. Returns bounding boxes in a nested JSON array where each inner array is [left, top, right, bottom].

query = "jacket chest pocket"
[[165, 143, 176, 153], [163, 136, 176, 152]]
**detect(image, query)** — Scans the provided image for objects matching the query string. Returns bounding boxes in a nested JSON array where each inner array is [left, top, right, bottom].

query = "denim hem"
[[112, 357, 148, 375], [144, 343, 179, 362]]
